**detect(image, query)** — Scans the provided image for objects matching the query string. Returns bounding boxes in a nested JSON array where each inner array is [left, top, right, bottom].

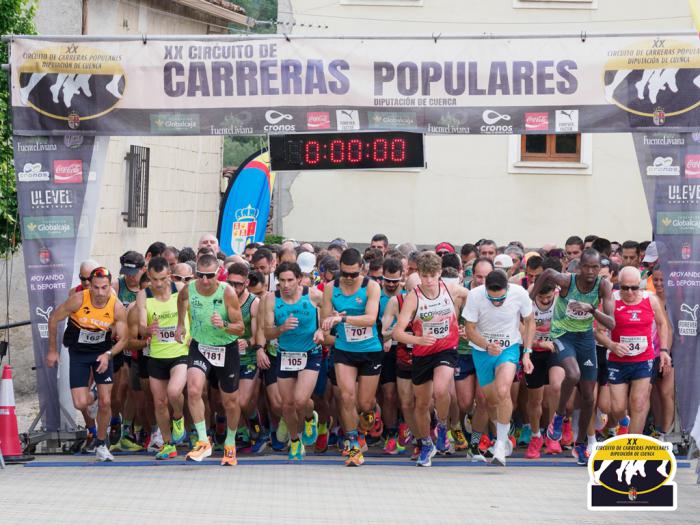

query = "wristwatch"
[[523, 348, 533, 354], [222, 320, 229, 329], [340, 315, 347, 324], [106, 350, 113, 359], [660, 348, 669, 354]]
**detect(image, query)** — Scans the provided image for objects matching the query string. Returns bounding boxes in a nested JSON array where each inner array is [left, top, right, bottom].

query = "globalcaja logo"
[[23, 215, 75, 239], [656, 211, 700, 235], [588, 434, 676, 510], [17, 162, 50, 182], [53, 160, 83, 184], [17, 44, 125, 125], [367, 111, 417, 130], [150, 113, 200, 133], [646, 156, 680, 177], [602, 38, 700, 124], [684, 154, 700, 179], [306, 112, 331, 130], [524, 112, 549, 132]]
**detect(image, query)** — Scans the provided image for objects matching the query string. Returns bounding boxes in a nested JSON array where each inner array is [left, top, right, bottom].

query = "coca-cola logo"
[[685, 154, 700, 179], [525, 112, 549, 131], [306, 112, 330, 130], [53, 160, 83, 184]]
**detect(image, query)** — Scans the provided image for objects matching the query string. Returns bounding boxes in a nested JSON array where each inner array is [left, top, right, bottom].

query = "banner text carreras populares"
[[10, 34, 700, 136]]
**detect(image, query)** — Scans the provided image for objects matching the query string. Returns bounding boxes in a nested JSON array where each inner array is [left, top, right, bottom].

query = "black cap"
[[485, 269, 508, 291], [119, 250, 145, 276]]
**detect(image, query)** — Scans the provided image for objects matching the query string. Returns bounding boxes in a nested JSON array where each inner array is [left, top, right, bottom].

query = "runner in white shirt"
[[463, 270, 535, 466]]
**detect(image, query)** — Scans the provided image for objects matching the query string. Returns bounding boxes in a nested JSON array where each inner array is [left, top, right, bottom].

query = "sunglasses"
[[383, 277, 402, 283], [620, 285, 640, 291], [228, 280, 246, 288], [341, 271, 360, 279], [79, 274, 91, 283], [196, 271, 217, 280], [436, 251, 450, 257], [172, 275, 193, 282], [89, 267, 112, 280], [486, 291, 507, 303]]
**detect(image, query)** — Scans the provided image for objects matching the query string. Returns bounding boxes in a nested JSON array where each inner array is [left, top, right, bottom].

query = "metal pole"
[[1, 30, 697, 43]]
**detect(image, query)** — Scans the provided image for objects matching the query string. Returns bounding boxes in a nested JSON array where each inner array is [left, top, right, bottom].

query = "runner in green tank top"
[[226, 262, 267, 453], [176, 253, 245, 466], [135, 256, 188, 460], [530, 248, 615, 466]]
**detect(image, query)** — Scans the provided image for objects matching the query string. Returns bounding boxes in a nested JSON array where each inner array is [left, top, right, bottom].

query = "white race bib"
[[620, 335, 648, 356], [142, 344, 150, 356], [344, 324, 372, 342], [424, 320, 450, 340], [483, 332, 512, 350], [535, 331, 552, 342], [157, 327, 176, 343], [280, 351, 307, 371], [199, 344, 225, 367], [565, 301, 593, 320], [78, 329, 107, 345]]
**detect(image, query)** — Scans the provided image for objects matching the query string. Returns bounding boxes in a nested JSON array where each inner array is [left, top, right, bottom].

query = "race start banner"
[[8, 32, 700, 137], [633, 131, 700, 432]]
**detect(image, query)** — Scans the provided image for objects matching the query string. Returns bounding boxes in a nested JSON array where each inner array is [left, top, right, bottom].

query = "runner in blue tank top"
[[321, 248, 381, 467], [264, 262, 325, 462]]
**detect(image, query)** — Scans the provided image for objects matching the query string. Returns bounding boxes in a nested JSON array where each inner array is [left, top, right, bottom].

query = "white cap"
[[642, 241, 658, 263], [297, 251, 316, 274], [494, 253, 514, 269]]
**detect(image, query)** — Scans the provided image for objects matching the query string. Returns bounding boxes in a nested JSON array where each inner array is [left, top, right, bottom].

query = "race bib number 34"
[[345, 324, 372, 342], [199, 344, 225, 367], [78, 329, 107, 345], [620, 335, 648, 356], [280, 351, 307, 371]]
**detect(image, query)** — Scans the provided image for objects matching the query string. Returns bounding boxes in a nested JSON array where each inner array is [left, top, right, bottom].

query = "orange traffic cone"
[[0, 365, 33, 463]]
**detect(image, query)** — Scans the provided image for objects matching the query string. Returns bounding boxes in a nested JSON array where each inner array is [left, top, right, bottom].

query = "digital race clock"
[[269, 131, 425, 171]]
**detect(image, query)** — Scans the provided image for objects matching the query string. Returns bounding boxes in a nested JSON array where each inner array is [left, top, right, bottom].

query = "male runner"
[[564, 236, 584, 265], [598, 267, 670, 435], [531, 248, 615, 465], [47, 267, 128, 461], [176, 254, 245, 465], [264, 262, 325, 461], [370, 234, 389, 255], [135, 256, 188, 459], [393, 252, 468, 467], [463, 270, 534, 466], [321, 248, 382, 467]]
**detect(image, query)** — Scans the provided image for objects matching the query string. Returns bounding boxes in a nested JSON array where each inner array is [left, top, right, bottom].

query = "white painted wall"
[[281, 0, 694, 247]]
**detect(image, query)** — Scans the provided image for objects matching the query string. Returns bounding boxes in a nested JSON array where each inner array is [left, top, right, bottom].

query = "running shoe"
[[595, 411, 608, 433], [171, 418, 186, 445], [270, 431, 286, 452], [147, 429, 164, 452], [221, 444, 238, 466], [358, 433, 368, 453], [467, 443, 485, 462], [478, 433, 493, 454], [345, 447, 364, 466], [410, 442, 420, 461], [463, 414, 473, 436], [328, 427, 340, 449], [416, 441, 437, 467], [383, 435, 400, 455], [452, 429, 468, 451], [341, 439, 351, 457], [544, 436, 562, 455], [489, 440, 506, 467], [81, 431, 97, 454], [249, 417, 262, 443], [276, 419, 290, 443], [359, 410, 376, 434], [252, 429, 270, 455], [315, 429, 329, 453], [561, 418, 574, 448], [573, 443, 588, 466], [369, 411, 383, 439], [525, 434, 544, 459], [617, 416, 630, 436], [109, 422, 121, 447], [96, 444, 114, 462], [517, 425, 532, 446], [547, 413, 564, 441], [398, 422, 412, 447], [155, 443, 177, 460], [586, 439, 596, 458], [508, 435, 516, 454], [111, 436, 142, 452], [288, 440, 305, 461], [436, 423, 450, 454], [186, 441, 212, 462], [302, 411, 319, 447]]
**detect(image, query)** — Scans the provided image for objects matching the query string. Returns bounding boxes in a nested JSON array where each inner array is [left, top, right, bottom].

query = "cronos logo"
[[602, 38, 700, 121], [17, 44, 125, 124]]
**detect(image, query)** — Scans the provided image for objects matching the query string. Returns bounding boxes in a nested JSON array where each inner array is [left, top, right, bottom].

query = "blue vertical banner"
[[217, 149, 276, 256]]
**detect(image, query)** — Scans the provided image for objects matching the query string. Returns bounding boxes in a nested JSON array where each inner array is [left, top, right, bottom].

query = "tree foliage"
[[0, 0, 36, 255]]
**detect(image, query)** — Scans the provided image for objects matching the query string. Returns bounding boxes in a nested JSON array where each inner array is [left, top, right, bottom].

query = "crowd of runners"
[[45, 233, 675, 467]]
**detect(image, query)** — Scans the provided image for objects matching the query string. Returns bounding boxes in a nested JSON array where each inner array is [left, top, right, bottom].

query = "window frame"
[[508, 133, 592, 176], [520, 133, 582, 162]]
